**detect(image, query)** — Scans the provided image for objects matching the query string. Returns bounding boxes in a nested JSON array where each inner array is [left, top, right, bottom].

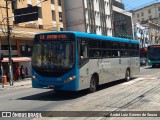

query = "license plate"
[[48, 85, 55, 88]]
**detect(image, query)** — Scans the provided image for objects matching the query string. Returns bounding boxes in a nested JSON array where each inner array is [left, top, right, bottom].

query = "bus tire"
[[125, 69, 130, 82], [89, 75, 98, 93]]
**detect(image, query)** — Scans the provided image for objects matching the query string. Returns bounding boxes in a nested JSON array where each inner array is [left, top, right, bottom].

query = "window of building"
[[149, 15, 152, 19], [58, 0, 61, 6], [52, 10, 56, 21], [95, 11, 97, 16], [158, 7, 160, 11], [59, 12, 62, 22], [141, 12, 144, 16], [20, 45, 32, 57], [51, 0, 54, 4], [1, 45, 17, 50], [60, 28, 63, 31], [108, 15, 110, 19], [11, 0, 17, 11], [85, 8, 88, 13], [39, 25, 43, 29], [27, 4, 32, 7], [38, 7, 42, 18], [148, 9, 151, 14], [142, 18, 144, 21], [137, 13, 139, 18]]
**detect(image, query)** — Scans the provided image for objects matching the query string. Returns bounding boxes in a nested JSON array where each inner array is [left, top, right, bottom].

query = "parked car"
[[140, 58, 148, 66]]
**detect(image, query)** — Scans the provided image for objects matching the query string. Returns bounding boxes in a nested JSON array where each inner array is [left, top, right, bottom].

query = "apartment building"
[[132, 2, 160, 45], [62, 0, 113, 36], [132, 2, 160, 24], [0, 0, 64, 76], [62, 0, 134, 38], [112, 0, 133, 39]]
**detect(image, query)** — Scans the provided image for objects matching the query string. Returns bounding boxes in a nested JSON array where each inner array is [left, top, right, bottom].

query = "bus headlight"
[[64, 75, 76, 83], [32, 75, 38, 81]]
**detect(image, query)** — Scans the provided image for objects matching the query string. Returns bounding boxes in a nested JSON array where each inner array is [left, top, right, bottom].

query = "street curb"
[[0, 78, 31, 89]]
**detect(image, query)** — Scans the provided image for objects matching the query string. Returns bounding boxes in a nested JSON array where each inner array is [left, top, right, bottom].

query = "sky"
[[121, 0, 160, 11]]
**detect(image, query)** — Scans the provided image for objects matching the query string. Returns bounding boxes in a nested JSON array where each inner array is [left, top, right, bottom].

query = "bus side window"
[[78, 38, 89, 67], [80, 42, 88, 59], [118, 51, 120, 57]]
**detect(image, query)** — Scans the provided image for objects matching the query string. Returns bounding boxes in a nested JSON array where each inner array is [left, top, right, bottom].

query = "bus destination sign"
[[39, 34, 68, 40], [150, 45, 160, 48]]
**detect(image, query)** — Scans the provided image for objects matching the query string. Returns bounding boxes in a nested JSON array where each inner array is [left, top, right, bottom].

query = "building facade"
[[112, 0, 134, 39], [0, 0, 64, 77], [132, 2, 160, 45], [63, 0, 134, 38], [62, 0, 113, 36], [132, 2, 160, 24], [134, 23, 149, 48]]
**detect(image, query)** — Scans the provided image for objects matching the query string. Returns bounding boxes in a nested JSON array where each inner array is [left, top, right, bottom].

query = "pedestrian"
[[25, 67, 28, 77], [0, 69, 2, 83], [16, 67, 20, 80], [20, 65, 25, 80]]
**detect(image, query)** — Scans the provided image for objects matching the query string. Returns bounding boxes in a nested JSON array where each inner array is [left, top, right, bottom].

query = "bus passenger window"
[[90, 50, 100, 58], [118, 51, 120, 57], [94, 51, 99, 57], [78, 38, 89, 67], [102, 51, 108, 58], [90, 51, 95, 57], [80, 43, 88, 59], [125, 51, 128, 56], [112, 50, 118, 57]]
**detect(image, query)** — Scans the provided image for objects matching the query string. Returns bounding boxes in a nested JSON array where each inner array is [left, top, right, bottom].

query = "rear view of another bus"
[[148, 45, 160, 67]]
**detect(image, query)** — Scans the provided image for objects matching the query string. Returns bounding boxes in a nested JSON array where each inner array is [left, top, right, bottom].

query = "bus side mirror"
[[80, 56, 84, 59], [0, 53, 3, 61]]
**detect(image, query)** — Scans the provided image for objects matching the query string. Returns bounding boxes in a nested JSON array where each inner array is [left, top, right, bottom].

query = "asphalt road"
[[0, 66, 160, 120]]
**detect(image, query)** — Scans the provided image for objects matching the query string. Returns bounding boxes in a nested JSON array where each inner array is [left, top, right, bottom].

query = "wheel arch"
[[92, 72, 99, 85], [125, 67, 131, 81]]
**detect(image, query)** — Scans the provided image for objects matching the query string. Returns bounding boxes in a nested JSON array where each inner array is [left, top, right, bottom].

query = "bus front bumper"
[[32, 78, 78, 91]]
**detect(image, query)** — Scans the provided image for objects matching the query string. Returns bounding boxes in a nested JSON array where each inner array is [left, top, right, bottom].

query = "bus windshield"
[[32, 41, 75, 70], [148, 47, 160, 58]]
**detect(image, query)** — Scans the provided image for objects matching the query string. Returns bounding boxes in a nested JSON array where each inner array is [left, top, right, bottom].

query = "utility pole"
[[6, 0, 13, 86], [1, 0, 48, 86]]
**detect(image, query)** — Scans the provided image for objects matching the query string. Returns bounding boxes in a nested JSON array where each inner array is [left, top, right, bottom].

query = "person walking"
[[20, 65, 25, 80], [25, 67, 28, 77], [16, 67, 20, 80]]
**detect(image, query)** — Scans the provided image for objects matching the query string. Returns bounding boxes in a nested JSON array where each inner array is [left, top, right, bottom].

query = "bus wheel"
[[89, 76, 97, 93], [125, 69, 130, 82]]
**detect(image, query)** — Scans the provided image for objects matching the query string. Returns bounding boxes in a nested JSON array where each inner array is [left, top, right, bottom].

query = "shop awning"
[[2, 57, 31, 62]]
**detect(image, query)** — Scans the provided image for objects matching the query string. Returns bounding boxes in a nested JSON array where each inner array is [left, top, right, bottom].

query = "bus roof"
[[35, 31, 139, 44]]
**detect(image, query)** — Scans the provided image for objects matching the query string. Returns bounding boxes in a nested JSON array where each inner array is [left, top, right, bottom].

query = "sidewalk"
[[0, 77, 31, 89]]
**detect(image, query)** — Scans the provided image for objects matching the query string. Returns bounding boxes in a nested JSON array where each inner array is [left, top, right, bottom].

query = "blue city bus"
[[32, 31, 140, 92]]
